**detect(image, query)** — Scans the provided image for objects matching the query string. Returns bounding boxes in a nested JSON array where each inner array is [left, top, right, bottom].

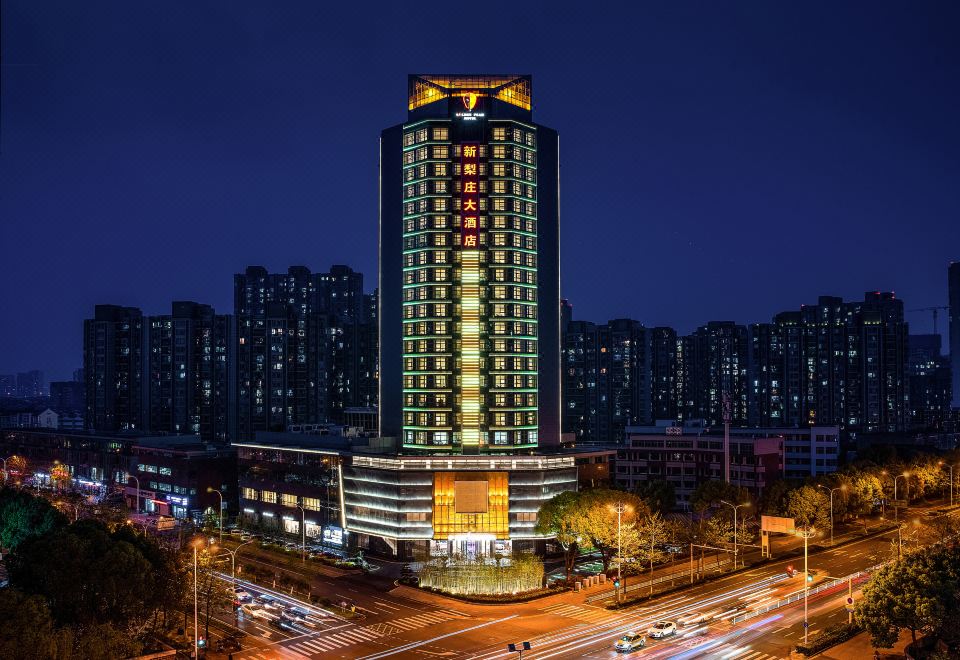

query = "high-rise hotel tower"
[[379, 75, 561, 453]]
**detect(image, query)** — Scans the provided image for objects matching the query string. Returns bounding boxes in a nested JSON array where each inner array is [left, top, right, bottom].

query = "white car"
[[231, 586, 252, 602], [615, 632, 647, 652], [678, 611, 708, 627], [648, 621, 677, 638], [241, 604, 271, 620]]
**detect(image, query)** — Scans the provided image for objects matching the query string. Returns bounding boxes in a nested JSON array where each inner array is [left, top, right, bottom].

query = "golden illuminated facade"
[[401, 75, 541, 453]]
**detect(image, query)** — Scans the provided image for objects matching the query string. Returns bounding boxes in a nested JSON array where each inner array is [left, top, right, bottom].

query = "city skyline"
[[3, 2, 959, 381]]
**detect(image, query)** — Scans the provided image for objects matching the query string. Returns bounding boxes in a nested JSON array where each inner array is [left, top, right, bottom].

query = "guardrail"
[[731, 562, 886, 624], [585, 557, 733, 604]]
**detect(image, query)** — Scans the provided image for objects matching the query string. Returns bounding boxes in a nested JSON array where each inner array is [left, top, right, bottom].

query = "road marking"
[[356, 615, 519, 660], [374, 600, 403, 611]]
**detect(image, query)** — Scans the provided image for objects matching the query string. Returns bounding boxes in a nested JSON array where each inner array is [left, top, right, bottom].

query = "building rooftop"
[[408, 74, 532, 112]]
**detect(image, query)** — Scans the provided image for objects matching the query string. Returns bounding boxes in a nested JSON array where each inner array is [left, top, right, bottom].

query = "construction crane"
[[908, 306, 949, 336]]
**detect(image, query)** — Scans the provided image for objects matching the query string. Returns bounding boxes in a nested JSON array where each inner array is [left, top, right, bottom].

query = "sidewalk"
[[813, 629, 913, 659]]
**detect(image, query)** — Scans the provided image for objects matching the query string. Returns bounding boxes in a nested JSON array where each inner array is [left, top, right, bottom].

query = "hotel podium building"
[[236, 75, 583, 560]]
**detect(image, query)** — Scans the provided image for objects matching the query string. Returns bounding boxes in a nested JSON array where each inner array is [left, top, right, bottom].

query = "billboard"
[[761, 515, 796, 534]]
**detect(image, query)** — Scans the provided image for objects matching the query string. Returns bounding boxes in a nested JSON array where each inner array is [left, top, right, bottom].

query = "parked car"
[[615, 632, 647, 652], [648, 621, 677, 638], [230, 528, 244, 537]]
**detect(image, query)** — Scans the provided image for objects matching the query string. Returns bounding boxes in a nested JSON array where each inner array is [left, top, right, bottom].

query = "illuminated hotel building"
[[379, 75, 561, 453], [234, 76, 583, 561]]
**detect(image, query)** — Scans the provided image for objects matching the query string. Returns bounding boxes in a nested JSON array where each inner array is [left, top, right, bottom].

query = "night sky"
[[2, 2, 958, 381]]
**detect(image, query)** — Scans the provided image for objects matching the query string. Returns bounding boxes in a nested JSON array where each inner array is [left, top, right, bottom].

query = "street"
[[198, 500, 955, 659]]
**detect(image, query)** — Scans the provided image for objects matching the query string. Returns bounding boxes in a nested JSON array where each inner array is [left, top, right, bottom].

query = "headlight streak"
[[489, 574, 792, 660]]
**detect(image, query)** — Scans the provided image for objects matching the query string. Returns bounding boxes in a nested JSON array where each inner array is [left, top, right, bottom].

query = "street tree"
[[857, 545, 960, 647], [574, 489, 649, 571], [49, 463, 72, 492], [783, 485, 830, 530], [633, 480, 676, 514], [689, 481, 751, 515], [0, 588, 66, 660], [0, 487, 67, 550], [535, 490, 582, 582]]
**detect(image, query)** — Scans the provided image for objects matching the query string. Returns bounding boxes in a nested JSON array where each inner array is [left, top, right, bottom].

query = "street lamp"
[[128, 474, 141, 514], [207, 487, 224, 543], [894, 473, 909, 523], [296, 504, 306, 563], [817, 484, 845, 545], [796, 527, 817, 646], [719, 500, 750, 570], [609, 501, 631, 603], [213, 538, 256, 624], [191, 538, 204, 657]]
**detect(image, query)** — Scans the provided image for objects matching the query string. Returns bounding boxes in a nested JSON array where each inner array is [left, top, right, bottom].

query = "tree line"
[[535, 449, 959, 582], [0, 487, 190, 660]]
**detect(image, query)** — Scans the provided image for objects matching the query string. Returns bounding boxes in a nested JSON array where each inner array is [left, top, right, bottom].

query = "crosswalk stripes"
[[389, 609, 465, 631], [697, 643, 781, 660], [539, 602, 611, 623], [289, 625, 383, 653], [285, 609, 471, 657]]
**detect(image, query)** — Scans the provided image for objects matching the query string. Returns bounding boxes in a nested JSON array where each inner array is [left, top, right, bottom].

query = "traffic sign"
[[847, 597, 854, 605]]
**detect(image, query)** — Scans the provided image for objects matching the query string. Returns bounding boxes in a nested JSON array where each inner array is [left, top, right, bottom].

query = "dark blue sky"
[[2, 2, 958, 381]]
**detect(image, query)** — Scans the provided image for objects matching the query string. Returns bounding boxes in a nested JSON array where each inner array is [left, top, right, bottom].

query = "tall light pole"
[[817, 484, 845, 545], [207, 487, 224, 543], [894, 473, 909, 523], [719, 500, 750, 570], [796, 527, 816, 646], [192, 539, 202, 657], [296, 504, 306, 563], [610, 501, 630, 602], [128, 475, 141, 514], [213, 538, 255, 624]]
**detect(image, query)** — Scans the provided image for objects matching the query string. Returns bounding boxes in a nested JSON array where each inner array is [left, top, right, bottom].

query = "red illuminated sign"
[[461, 143, 479, 249]]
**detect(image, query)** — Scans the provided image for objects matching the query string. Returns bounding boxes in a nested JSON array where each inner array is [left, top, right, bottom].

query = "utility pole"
[[722, 391, 731, 484], [797, 527, 816, 646]]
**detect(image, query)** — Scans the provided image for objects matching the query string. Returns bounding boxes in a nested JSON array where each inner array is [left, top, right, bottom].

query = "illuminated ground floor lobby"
[[342, 453, 579, 560]]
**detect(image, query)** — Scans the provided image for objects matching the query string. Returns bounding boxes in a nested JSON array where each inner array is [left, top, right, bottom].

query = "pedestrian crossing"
[[539, 602, 611, 623], [285, 609, 470, 656], [677, 638, 782, 660]]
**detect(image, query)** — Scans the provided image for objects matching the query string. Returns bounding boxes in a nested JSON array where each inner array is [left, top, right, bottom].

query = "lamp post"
[[796, 527, 816, 646], [192, 539, 202, 657], [719, 500, 750, 570], [894, 473, 909, 523], [207, 487, 224, 543], [610, 501, 630, 602], [128, 475, 141, 514], [296, 504, 306, 563], [214, 538, 255, 624], [817, 484, 845, 545]]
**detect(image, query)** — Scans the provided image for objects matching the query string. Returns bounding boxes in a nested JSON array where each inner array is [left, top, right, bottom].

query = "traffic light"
[[197, 638, 206, 648], [613, 578, 621, 589], [806, 573, 814, 583]]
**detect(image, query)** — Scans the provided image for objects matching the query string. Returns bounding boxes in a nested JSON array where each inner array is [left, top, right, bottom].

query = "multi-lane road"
[[202, 503, 953, 659]]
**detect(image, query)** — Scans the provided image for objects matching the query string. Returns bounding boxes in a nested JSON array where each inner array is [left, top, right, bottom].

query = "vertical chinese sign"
[[459, 142, 482, 447], [460, 143, 479, 250]]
